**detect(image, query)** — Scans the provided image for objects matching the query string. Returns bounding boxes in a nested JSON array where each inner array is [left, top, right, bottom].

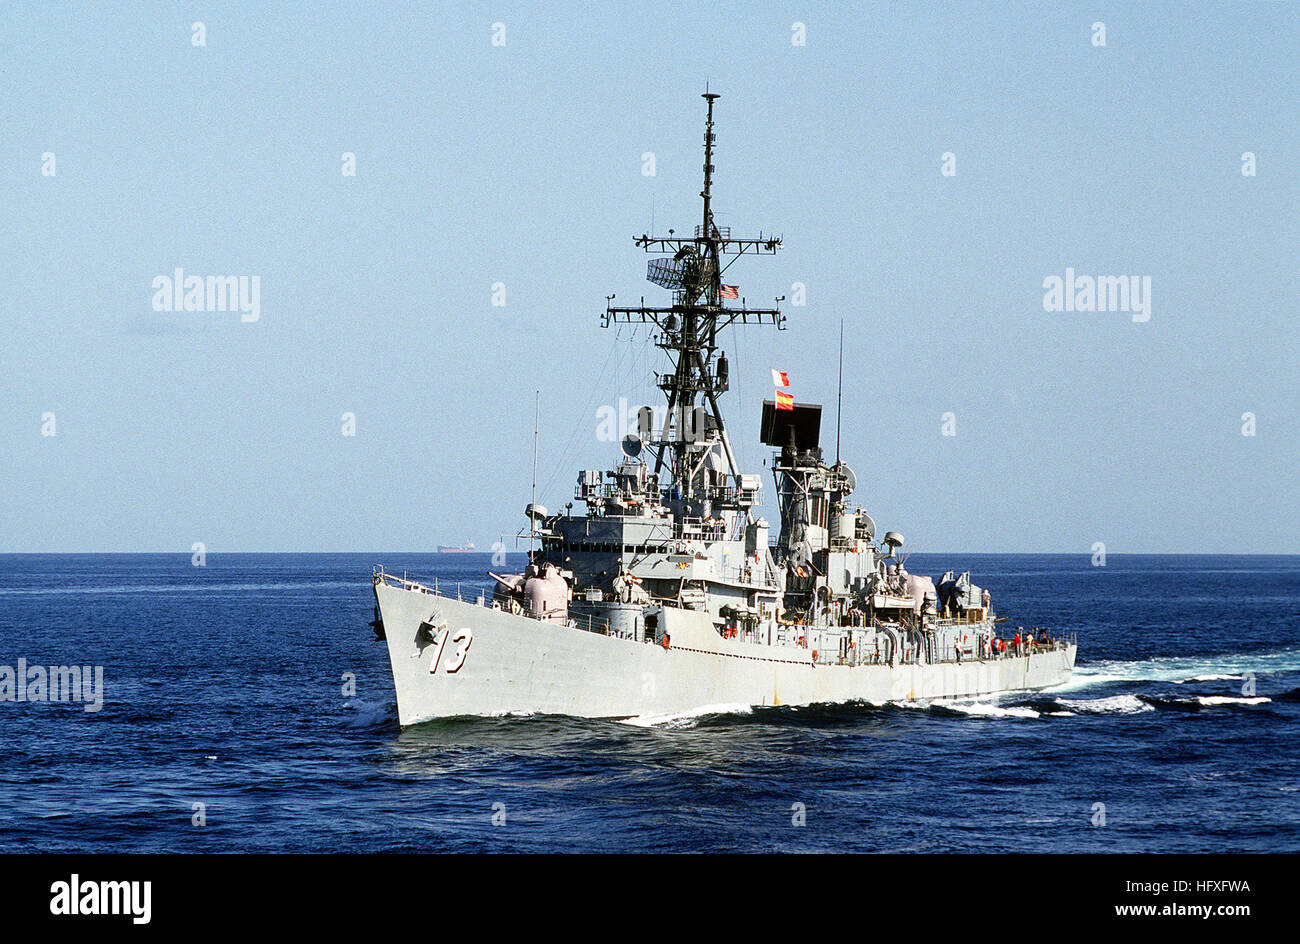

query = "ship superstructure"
[[371, 94, 1075, 724]]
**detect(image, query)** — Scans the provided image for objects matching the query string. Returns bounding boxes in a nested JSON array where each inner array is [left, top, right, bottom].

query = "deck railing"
[[374, 565, 611, 636], [815, 634, 1077, 667], [375, 566, 1074, 665]]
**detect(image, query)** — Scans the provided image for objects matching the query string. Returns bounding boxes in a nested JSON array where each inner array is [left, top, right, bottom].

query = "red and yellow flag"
[[775, 390, 794, 411]]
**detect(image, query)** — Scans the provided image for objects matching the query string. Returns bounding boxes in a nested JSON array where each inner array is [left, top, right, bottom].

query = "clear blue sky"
[[2, 1, 1296, 553]]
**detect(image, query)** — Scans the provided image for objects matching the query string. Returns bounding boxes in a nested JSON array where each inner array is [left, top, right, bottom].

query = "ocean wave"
[[1042, 673, 1128, 692], [1138, 694, 1272, 711], [620, 703, 754, 729], [1062, 647, 1300, 689], [1194, 696, 1270, 706], [931, 700, 1041, 719], [891, 700, 933, 711], [1173, 674, 1242, 684], [1055, 694, 1154, 715], [341, 700, 396, 728]]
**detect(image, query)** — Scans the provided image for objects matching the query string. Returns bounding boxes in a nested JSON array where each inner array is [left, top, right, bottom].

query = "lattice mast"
[[603, 92, 785, 498]]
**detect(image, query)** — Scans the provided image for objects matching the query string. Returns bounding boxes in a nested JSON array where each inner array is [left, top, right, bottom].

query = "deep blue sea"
[[1, 553, 1296, 853]]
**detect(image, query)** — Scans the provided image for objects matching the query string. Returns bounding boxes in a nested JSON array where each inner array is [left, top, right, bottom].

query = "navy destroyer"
[[371, 93, 1076, 725]]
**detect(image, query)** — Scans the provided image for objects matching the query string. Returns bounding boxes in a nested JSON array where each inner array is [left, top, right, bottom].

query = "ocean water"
[[0, 553, 1296, 853]]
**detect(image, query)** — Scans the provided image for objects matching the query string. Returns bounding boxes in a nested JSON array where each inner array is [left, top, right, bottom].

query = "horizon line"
[[1, 550, 1296, 557]]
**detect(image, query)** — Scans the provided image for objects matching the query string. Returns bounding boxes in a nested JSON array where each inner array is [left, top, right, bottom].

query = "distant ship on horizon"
[[436, 543, 477, 554]]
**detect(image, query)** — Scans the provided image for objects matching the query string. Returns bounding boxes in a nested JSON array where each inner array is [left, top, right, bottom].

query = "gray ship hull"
[[375, 579, 1077, 726]]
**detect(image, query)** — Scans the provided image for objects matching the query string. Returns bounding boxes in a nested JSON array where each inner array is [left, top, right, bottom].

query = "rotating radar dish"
[[646, 251, 714, 296], [621, 433, 643, 459], [836, 461, 857, 494]]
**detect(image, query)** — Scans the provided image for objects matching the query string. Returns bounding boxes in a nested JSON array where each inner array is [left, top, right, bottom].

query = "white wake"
[[1051, 647, 1300, 691], [620, 703, 754, 728]]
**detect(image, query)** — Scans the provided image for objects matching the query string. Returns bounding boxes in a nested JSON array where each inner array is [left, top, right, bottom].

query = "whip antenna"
[[531, 390, 539, 554], [836, 319, 843, 464]]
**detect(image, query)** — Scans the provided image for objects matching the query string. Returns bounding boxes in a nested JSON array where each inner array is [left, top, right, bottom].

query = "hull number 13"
[[429, 627, 473, 674]]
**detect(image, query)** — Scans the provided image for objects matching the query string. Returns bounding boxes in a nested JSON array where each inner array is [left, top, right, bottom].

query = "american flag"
[[720, 284, 739, 299]]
